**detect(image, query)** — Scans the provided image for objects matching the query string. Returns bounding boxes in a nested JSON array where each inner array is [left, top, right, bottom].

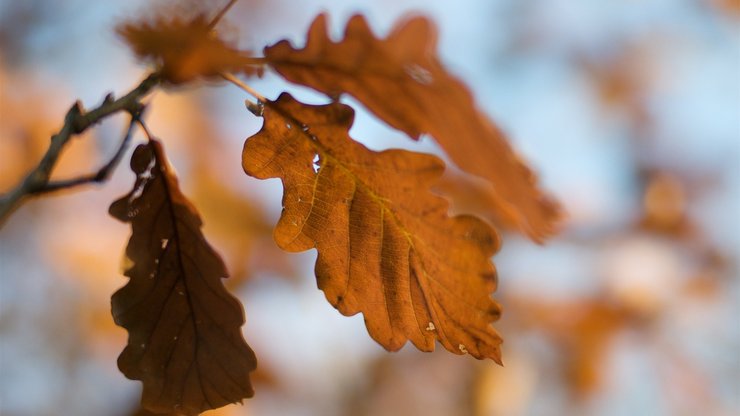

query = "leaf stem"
[[221, 72, 267, 104], [208, 0, 240, 30], [136, 117, 158, 142]]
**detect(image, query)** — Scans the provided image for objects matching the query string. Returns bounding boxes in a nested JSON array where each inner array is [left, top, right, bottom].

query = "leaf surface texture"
[[243, 94, 503, 361]]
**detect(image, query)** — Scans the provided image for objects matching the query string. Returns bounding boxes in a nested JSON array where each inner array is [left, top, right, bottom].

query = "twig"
[[0, 73, 160, 226], [31, 114, 140, 195], [221, 72, 267, 103], [136, 118, 159, 144], [208, 0, 240, 30]]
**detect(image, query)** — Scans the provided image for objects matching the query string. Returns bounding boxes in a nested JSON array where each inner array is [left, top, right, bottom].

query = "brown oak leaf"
[[110, 140, 256, 415], [264, 14, 562, 242], [242, 93, 503, 361], [118, 15, 261, 84]]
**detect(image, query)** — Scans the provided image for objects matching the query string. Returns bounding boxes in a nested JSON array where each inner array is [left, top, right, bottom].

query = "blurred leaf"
[[110, 140, 256, 415], [118, 14, 261, 84], [0, 65, 69, 192], [710, 0, 740, 17], [190, 165, 295, 287], [582, 53, 643, 110], [510, 296, 630, 398], [243, 93, 503, 361], [265, 14, 562, 242], [432, 168, 517, 232], [578, 46, 654, 135], [343, 350, 478, 416], [638, 172, 694, 237], [471, 350, 538, 416], [560, 301, 625, 398]]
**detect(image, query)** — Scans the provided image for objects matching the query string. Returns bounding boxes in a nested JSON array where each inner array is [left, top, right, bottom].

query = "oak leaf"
[[242, 93, 503, 361], [118, 15, 260, 84], [110, 140, 256, 415], [264, 14, 562, 242]]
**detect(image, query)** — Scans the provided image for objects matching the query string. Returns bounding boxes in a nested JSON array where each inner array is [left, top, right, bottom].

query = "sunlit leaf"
[[243, 93, 503, 361], [264, 14, 562, 242]]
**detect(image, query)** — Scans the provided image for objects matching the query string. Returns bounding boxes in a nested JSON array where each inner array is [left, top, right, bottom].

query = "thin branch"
[[0, 73, 160, 226], [208, 0, 240, 30], [32, 114, 140, 195], [221, 72, 267, 103], [136, 118, 157, 142]]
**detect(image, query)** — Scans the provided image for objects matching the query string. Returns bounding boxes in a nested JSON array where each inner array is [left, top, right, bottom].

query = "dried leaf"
[[118, 15, 261, 83], [242, 93, 503, 361], [110, 140, 256, 415], [264, 14, 562, 242]]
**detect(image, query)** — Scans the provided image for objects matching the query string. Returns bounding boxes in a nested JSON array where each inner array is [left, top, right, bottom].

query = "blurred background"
[[0, 0, 738, 415]]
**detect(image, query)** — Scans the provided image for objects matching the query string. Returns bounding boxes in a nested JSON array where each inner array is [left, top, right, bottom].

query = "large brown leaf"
[[242, 93, 503, 361], [264, 14, 562, 242], [110, 140, 256, 415]]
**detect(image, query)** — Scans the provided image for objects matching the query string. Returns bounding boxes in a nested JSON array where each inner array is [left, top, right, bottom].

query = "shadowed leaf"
[[243, 93, 503, 361], [264, 14, 562, 242], [110, 140, 256, 415]]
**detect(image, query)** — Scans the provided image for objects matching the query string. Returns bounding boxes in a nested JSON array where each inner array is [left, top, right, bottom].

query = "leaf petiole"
[[207, 0, 241, 30], [221, 72, 268, 105], [136, 118, 157, 143]]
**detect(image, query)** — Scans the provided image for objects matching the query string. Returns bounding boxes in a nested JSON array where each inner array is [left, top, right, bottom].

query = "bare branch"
[[31, 114, 140, 195], [0, 73, 160, 226], [208, 0, 240, 29]]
